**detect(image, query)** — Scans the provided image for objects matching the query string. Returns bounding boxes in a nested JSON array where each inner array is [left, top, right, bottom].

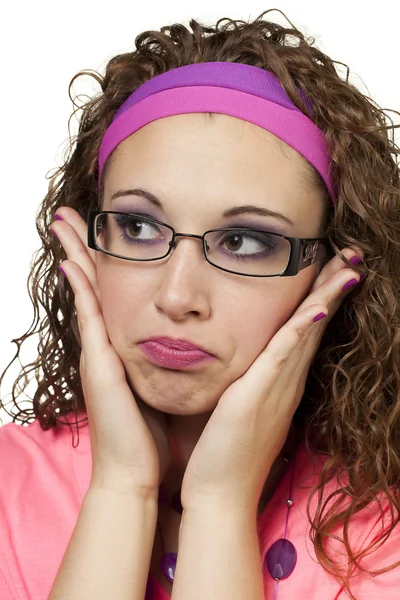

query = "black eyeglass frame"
[[87, 210, 331, 278]]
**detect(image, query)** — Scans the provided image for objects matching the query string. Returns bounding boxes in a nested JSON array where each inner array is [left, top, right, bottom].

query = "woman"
[[1, 10, 399, 600]]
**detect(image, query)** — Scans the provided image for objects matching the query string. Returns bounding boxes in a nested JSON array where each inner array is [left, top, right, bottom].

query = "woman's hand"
[[180, 248, 365, 513], [50, 207, 171, 496]]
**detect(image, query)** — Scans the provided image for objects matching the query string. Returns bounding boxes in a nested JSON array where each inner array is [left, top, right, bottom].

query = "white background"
[[1, 1, 399, 423]]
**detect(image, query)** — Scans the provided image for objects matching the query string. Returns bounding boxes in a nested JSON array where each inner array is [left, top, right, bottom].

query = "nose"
[[153, 236, 211, 322]]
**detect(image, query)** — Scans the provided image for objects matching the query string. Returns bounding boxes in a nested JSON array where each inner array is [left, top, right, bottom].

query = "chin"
[[126, 368, 218, 415]]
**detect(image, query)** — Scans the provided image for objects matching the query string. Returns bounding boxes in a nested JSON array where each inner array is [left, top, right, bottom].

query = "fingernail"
[[313, 312, 327, 323], [50, 228, 59, 239], [342, 278, 359, 291], [58, 265, 66, 276], [349, 256, 362, 265], [55, 214, 63, 221]]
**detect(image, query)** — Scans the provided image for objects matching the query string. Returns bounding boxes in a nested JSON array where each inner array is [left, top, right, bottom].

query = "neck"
[[160, 411, 212, 498], [160, 412, 297, 514]]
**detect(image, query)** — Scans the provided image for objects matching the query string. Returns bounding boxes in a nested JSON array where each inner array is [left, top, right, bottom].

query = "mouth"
[[138, 336, 216, 370]]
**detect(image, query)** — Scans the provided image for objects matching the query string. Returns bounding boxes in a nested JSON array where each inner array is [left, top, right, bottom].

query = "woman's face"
[[98, 113, 327, 415]]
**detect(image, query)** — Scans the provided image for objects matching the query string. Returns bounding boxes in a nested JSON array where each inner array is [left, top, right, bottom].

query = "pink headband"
[[98, 62, 336, 202]]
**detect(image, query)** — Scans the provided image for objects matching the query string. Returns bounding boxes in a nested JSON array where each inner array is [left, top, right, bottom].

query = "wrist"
[[181, 496, 258, 520], [90, 471, 160, 501], [181, 485, 261, 516]]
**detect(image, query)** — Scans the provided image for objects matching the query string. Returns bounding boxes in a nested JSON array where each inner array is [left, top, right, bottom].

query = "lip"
[[138, 336, 215, 370]]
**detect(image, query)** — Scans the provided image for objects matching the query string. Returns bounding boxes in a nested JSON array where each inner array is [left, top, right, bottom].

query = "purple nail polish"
[[313, 312, 327, 323], [50, 228, 59, 239], [342, 278, 359, 291], [349, 256, 362, 265], [58, 265, 66, 276], [55, 214, 63, 221]]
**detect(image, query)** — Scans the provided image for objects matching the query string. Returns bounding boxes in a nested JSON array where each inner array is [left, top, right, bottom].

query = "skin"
[[98, 113, 327, 479], [52, 113, 363, 593]]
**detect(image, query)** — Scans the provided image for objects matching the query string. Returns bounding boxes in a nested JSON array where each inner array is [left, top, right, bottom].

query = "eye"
[[218, 230, 279, 260], [113, 213, 164, 244]]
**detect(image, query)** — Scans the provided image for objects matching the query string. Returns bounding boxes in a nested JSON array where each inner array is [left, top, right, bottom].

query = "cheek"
[[232, 271, 315, 363], [95, 260, 150, 348]]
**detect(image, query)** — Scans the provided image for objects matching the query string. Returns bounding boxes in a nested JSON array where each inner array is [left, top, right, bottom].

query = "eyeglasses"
[[87, 211, 330, 277]]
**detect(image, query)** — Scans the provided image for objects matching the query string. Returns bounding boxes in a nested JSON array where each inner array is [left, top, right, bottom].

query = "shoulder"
[[258, 443, 400, 598], [0, 414, 92, 600], [0, 413, 92, 500], [0, 414, 86, 480]]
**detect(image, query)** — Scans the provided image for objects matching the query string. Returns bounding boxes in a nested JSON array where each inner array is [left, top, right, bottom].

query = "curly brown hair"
[[1, 9, 400, 598]]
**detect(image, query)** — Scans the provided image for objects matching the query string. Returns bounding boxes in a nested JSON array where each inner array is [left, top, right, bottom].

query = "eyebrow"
[[110, 188, 294, 226]]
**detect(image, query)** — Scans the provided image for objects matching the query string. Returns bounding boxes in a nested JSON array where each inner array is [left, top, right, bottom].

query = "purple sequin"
[[161, 552, 177, 583], [265, 538, 297, 580]]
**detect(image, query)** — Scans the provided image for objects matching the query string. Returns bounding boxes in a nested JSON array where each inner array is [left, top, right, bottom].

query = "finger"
[[51, 213, 100, 301], [245, 256, 364, 395], [240, 302, 328, 391], [312, 245, 365, 289], [58, 259, 124, 381], [63, 259, 145, 442], [239, 254, 365, 415], [284, 265, 364, 385], [286, 316, 326, 388], [54, 207, 94, 259], [297, 252, 365, 317]]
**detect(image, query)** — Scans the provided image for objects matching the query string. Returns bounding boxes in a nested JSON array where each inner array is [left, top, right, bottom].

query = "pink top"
[[0, 415, 399, 599]]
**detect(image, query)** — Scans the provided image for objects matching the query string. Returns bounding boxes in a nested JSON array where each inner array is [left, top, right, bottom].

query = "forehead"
[[103, 114, 325, 232]]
